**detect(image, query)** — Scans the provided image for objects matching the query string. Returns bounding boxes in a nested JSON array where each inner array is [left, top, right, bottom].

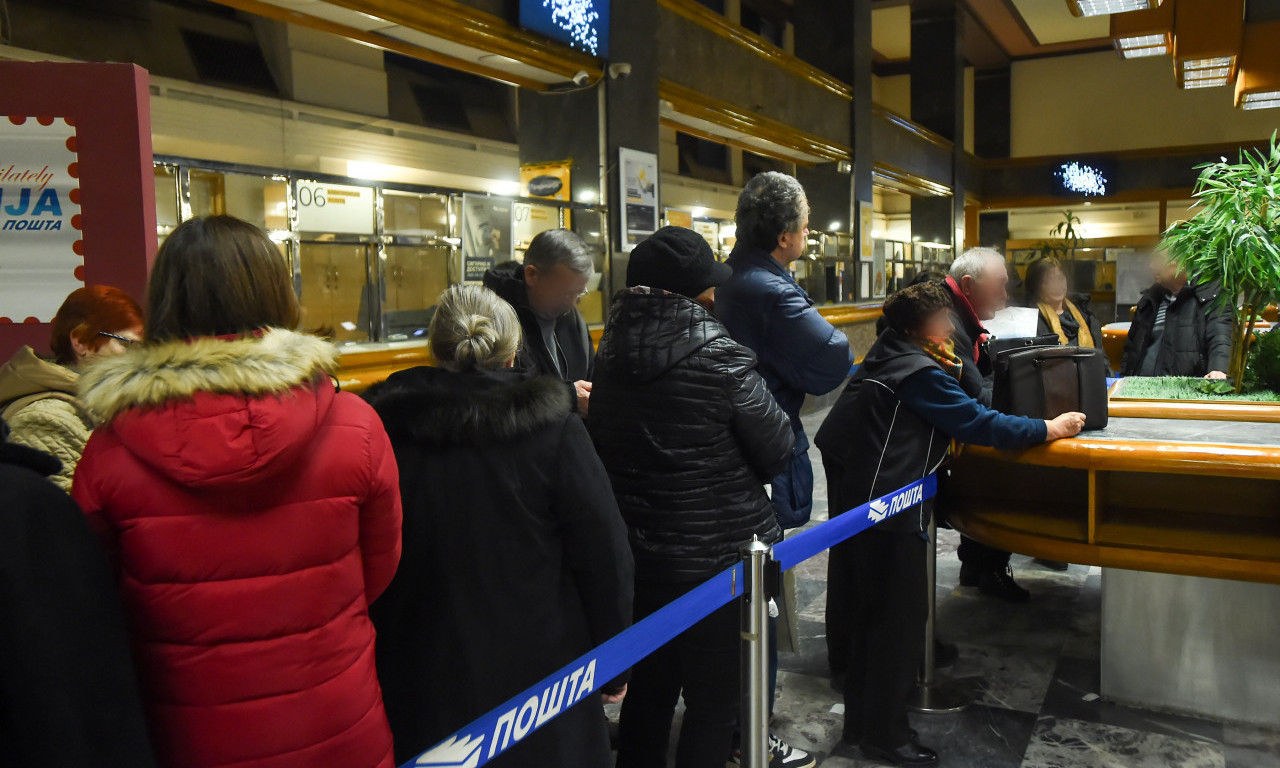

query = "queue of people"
[[0, 169, 1237, 768]]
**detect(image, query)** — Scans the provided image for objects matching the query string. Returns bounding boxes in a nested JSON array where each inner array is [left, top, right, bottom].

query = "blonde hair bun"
[[429, 286, 522, 371]]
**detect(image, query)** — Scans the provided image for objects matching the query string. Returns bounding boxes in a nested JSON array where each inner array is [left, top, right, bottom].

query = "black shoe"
[[979, 565, 1030, 603], [843, 728, 917, 746], [959, 562, 981, 587], [933, 639, 958, 668], [860, 741, 939, 767], [1035, 558, 1070, 571]]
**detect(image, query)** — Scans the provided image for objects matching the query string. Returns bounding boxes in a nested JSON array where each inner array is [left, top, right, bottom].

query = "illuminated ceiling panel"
[[1009, 0, 1110, 44]]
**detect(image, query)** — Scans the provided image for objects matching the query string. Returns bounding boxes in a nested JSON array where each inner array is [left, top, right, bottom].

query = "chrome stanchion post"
[[907, 516, 972, 714], [740, 536, 772, 768]]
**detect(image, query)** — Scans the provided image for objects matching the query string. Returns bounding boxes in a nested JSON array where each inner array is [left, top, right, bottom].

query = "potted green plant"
[[1160, 133, 1280, 393], [1033, 210, 1084, 263]]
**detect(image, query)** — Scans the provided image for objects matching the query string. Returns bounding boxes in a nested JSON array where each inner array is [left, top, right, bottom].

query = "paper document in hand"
[[984, 306, 1040, 339]]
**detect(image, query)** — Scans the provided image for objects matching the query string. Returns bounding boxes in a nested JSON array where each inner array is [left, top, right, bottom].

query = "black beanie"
[[626, 226, 733, 299]]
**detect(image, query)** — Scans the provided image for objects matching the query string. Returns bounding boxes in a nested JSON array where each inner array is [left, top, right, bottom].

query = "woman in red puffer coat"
[[72, 215, 402, 768]]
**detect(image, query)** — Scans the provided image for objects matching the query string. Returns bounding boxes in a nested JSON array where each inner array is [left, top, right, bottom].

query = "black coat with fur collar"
[[364, 367, 632, 768]]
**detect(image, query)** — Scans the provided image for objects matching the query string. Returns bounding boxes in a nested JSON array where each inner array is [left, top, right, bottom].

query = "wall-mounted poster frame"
[[461, 194, 512, 283], [858, 200, 873, 262], [619, 147, 658, 252], [872, 240, 889, 299]]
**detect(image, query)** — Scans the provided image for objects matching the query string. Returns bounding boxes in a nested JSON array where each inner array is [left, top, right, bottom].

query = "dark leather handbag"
[[992, 346, 1109, 430]]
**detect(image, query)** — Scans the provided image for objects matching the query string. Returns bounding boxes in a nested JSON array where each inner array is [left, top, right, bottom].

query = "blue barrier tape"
[[773, 474, 937, 571], [400, 473, 937, 768], [402, 563, 743, 767]]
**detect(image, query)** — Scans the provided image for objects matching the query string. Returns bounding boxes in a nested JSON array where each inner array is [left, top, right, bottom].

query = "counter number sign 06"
[[297, 185, 327, 207]]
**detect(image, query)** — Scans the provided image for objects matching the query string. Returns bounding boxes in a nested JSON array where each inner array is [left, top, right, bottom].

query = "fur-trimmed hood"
[[77, 329, 340, 487], [79, 328, 337, 422], [366, 366, 574, 448]]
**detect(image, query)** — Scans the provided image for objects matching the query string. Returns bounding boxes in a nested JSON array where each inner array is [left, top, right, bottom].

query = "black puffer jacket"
[[588, 288, 794, 582], [1121, 281, 1233, 377]]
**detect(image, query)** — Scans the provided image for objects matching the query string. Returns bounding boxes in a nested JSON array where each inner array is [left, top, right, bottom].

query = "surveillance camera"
[[571, 70, 590, 86], [608, 63, 632, 80]]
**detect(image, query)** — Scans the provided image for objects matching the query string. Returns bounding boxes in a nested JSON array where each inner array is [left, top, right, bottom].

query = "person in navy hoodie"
[[815, 281, 1084, 767]]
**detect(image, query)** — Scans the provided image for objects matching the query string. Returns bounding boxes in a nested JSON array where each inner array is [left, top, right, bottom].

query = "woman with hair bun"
[[365, 284, 634, 768]]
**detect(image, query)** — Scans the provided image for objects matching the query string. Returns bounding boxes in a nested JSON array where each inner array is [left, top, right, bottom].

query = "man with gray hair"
[[718, 172, 852, 529], [942, 247, 1030, 602], [485, 228, 596, 413]]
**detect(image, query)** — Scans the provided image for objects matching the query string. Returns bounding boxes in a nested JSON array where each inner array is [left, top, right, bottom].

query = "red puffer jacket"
[[72, 329, 402, 768]]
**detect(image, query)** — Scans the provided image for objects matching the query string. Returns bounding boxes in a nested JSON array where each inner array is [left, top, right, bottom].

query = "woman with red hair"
[[0, 285, 143, 491]]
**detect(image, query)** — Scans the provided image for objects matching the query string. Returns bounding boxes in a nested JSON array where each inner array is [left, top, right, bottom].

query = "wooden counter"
[[945, 406, 1280, 585], [337, 303, 883, 392]]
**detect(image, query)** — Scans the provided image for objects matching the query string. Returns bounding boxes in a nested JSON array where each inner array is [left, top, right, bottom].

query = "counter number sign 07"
[[297, 185, 327, 207]]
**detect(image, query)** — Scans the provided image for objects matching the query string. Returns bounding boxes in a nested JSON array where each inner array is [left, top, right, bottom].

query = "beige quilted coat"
[[0, 346, 95, 492]]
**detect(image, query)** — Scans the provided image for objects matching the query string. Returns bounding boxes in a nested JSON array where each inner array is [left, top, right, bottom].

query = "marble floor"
[[757, 404, 1280, 768]]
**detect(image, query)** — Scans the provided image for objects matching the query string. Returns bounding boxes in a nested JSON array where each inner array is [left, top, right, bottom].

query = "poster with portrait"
[[858, 200, 873, 261], [872, 241, 889, 299], [0, 116, 82, 323], [461, 194, 512, 283], [619, 147, 658, 252]]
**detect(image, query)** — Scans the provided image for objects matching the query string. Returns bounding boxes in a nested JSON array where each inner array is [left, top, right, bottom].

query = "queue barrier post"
[[740, 536, 773, 768], [399, 475, 938, 768], [906, 514, 972, 714]]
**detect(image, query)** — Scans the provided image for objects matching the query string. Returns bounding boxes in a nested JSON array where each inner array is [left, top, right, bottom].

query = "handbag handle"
[[1032, 350, 1096, 367]]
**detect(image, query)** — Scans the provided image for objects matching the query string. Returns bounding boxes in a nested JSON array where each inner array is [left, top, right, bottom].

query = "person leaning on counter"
[[816, 281, 1084, 768], [1121, 248, 1233, 379]]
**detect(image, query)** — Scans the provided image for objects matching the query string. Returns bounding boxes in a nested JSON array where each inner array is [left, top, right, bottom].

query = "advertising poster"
[[665, 208, 692, 229], [858, 200, 874, 261], [521, 161, 571, 202], [462, 194, 512, 283], [619, 147, 658, 252], [0, 116, 82, 323], [692, 220, 719, 255], [872, 241, 889, 299]]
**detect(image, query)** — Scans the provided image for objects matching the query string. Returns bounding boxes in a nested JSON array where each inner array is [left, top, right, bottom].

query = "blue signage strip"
[[773, 474, 938, 572], [401, 473, 938, 768], [402, 563, 744, 767]]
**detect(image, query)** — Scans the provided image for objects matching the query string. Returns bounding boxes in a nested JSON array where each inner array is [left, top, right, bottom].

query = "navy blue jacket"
[[717, 243, 853, 527]]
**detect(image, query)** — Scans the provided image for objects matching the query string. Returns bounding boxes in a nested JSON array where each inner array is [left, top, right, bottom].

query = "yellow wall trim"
[[660, 79, 851, 162], [248, 0, 602, 82], [658, 0, 852, 101]]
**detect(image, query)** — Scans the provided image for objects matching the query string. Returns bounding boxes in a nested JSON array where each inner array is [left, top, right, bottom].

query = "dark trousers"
[[616, 580, 740, 768], [958, 534, 1011, 570], [829, 530, 928, 750]]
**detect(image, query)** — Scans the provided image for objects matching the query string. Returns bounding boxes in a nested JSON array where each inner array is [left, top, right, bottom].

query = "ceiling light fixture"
[[1068, 0, 1160, 19], [1110, 0, 1173, 58], [1173, 0, 1244, 90], [1235, 21, 1280, 110]]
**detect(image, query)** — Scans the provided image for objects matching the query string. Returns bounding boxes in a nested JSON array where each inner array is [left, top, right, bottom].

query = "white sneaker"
[[729, 734, 816, 768]]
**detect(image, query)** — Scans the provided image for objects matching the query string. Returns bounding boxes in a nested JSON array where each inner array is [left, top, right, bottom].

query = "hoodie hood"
[[482, 265, 529, 311], [0, 346, 79, 405], [856, 328, 941, 390], [366, 366, 573, 448], [596, 288, 729, 382], [77, 329, 339, 487]]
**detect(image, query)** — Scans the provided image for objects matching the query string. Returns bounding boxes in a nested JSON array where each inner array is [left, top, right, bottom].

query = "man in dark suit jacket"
[[942, 247, 1034, 603], [484, 228, 597, 414]]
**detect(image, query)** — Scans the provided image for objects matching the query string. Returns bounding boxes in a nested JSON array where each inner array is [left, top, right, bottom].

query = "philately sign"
[[0, 116, 82, 323]]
